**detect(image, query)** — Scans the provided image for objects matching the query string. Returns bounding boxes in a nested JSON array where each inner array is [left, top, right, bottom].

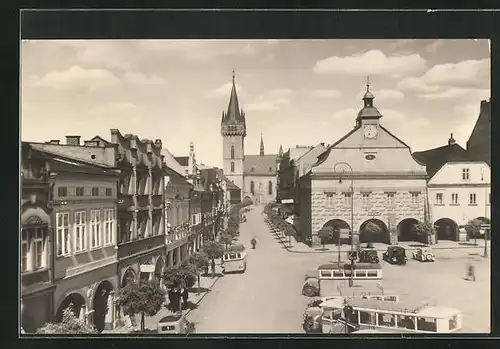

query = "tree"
[[465, 219, 482, 245], [187, 252, 210, 295], [225, 226, 238, 238], [37, 305, 97, 334], [201, 241, 225, 277], [317, 226, 335, 249], [220, 232, 233, 249], [115, 280, 166, 332], [362, 222, 382, 248], [412, 221, 436, 245], [163, 266, 197, 290]]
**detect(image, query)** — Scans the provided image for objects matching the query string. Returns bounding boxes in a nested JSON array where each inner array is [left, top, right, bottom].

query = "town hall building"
[[220, 72, 280, 204], [298, 82, 429, 247]]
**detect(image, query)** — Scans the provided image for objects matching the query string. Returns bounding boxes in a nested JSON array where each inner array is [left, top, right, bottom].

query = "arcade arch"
[[359, 219, 390, 245], [434, 218, 459, 241], [397, 218, 421, 242]]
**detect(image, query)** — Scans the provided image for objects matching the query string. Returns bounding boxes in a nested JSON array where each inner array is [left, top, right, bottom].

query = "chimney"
[[48, 139, 60, 145], [66, 136, 81, 146], [84, 140, 99, 147], [448, 133, 456, 145]]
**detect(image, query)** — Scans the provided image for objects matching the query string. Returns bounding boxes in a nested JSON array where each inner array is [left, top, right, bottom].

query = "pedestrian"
[[466, 263, 476, 281], [211, 259, 216, 274], [182, 288, 189, 309]]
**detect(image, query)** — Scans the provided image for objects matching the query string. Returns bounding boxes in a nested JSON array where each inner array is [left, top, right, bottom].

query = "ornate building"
[[299, 83, 428, 246], [220, 72, 280, 204]]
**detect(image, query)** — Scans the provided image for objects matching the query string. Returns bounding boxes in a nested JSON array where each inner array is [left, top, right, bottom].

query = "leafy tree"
[[187, 252, 210, 295], [201, 241, 225, 277], [317, 226, 335, 249], [37, 305, 97, 334], [465, 218, 482, 245], [225, 226, 238, 238], [412, 221, 435, 245], [220, 232, 233, 249], [163, 266, 197, 290], [362, 222, 382, 247], [115, 280, 166, 332]]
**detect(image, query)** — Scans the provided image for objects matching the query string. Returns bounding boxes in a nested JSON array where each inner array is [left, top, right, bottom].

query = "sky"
[[21, 39, 490, 168]]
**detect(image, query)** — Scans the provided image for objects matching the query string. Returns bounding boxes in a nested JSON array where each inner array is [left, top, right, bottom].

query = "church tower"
[[221, 70, 246, 196]]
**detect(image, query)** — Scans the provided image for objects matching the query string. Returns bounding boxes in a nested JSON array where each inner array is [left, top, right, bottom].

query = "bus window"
[[372, 296, 383, 301], [320, 270, 332, 278], [236, 253, 241, 259], [344, 270, 352, 277], [229, 253, 237, 259], [449, 315, 458, 330], [367, 271, 378, 277], [378, 313, 396, 327], [397, 316, 416, 330], [333, 271, 344, 277], [417, 317, 437, 332], [384, 295, 398, 302], [359, 311, 376, 325], [355, 271, 366, 277]]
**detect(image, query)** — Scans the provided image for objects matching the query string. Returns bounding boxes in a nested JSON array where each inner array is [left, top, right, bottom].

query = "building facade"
[[20, 143, 55, 333], [300, 85, 428, 246], [220, 73, 279, 203]]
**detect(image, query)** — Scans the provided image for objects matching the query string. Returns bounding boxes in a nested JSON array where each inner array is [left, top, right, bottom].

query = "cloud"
[[29, 65, 120, 92], [124, 72, 165, 85], [310, 89, 342, 99], [420, 59, 490, 88], [356, 89, 405, 103], [332, 108, 358, 121], [245, 88, 294, 111], [206, 82, 244, 98], [88, 101, 139, 124], [453, 103, 480, 117], [263, 53, 275, 62], [416, 87, 490, 101], [397, 77, 442, 94], [75, 41, 131, 70], [313, 50, 427, 78], [424, 39, 445, 53]]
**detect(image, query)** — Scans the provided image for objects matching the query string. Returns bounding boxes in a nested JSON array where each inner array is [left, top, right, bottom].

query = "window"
[[105, 188, 112, 197], [343, 192, 352, 205], [57, 187, 67, 197], [344, 269, 352, 277], [21, 231, 28, 272], [320, 270, 332, 278], [361, 193, 370, 204], [384, 295, 398, 302], [76, 187, 85, 196], [268, 181, 273, 195], [416, 317, 437, 332], [397, 316, 416, 330], [325, 193, 335, 206], [462, 168, 470, 180], [359, 311, 376, 325], [92, 187, 100, 196], [355, 270, 367, 277], [378, 313, 396, 327], [230, 145, 235, 159], [411, 192, 419, 204], [230, 162, 235, 173], [469, 193, 477, 205], [449, 315, 458, 330], [367, 271, 378, 277], [386, 192, 395, 205], [90, 209, 101, 249], [333, 270, 344, 277], [435, 193, 443, 205], [250, 181, 255, 195], [104, 209, 114, 245], [74, 211, 86, 253], [33, 229, 44, 269], [56, 212, 70, 256], [451, 193, 459, 205]]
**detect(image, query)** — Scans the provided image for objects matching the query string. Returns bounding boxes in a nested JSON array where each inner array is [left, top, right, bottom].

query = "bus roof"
[[226, 244, 246, 252], [416, 306, 460, 318], [346, 298, 429, 314], [318, 262, 382, 270]]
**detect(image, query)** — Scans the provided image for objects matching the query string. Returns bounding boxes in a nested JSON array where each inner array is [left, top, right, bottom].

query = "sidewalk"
[[270, 229, 491, 254], [103, 264, 223, 334]]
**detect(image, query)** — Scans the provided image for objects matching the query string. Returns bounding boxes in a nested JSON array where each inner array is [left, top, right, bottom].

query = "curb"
[[185, 274, 222, 317]]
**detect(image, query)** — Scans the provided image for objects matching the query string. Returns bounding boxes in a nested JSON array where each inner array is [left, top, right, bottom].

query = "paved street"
[[188, 205, 490, 333]]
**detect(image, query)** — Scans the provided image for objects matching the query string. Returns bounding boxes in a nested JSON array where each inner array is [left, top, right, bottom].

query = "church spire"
[[278, 144, 283, 158], [260, 133, 265, 156], [363, 76, 375, 107], [356, 77, 382, 126], [220, 70, 246, 137]]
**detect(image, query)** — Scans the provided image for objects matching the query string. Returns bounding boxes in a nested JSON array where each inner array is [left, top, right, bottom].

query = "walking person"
[[181, 288, 189, 309], [466, 263, 476, 281]]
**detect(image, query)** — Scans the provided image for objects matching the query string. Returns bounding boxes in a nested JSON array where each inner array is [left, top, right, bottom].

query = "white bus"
[[221, 244, 247, 273], [318, 263, 383, 296], [320, 297, 462, 334]]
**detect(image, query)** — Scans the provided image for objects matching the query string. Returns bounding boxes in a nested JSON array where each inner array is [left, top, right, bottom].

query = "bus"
[[221, 244, 247, 273], [319, 297, 462, 334], [318, 263, 383, 296]]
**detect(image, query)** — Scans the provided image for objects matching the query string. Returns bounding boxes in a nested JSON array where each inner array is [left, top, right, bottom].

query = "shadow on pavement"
[[459, 242, 479, 247], [201, 272, 224, 278], [182, 301, 198, 311], [408, 243, 428, 247], [315, 247, 329, 251], [188, 287, 211, 293]]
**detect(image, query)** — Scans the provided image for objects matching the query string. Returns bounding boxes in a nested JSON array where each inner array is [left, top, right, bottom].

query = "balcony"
[[117, 234, 165, 260]]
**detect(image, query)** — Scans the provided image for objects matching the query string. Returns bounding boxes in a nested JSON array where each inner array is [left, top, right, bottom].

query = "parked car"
[[412, 247, 435, 262], [302, 272, 320, 297], [382, 246, 407, 265], [157, 313, 195, 334], [358, 249, 380, 264]]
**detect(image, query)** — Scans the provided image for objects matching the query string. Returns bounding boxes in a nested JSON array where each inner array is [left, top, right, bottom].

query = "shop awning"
[[21, 207, 50, 226]]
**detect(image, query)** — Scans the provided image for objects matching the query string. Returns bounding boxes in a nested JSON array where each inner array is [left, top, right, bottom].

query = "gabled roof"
[[174, 156, 189, 167], [243, 154, 277, 175], [90, 135, 110, 145], [161, 148, 185, 177], [221, 79, 246, 126], [412, 143, 472, 178], [223, 176, 240, 190]]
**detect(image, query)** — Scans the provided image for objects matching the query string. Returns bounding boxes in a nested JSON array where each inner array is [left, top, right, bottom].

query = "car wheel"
[[425, 254, 433, 261], [304, 287, 315, 297]]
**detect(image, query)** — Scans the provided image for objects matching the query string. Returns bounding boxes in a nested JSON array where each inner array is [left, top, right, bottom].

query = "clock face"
[[364, 125, 378, 139]]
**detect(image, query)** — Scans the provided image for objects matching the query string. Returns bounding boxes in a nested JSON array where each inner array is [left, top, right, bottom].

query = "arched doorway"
[[121, 268, 136, 288], [359, 219, 390, 245], [434, 218, 458, 241], [56, 293, 86, 323], [322, 219, 351, 244], [155, 257, 164, 282], [397, 218, 421, 242], [93, 280, 114, 332]]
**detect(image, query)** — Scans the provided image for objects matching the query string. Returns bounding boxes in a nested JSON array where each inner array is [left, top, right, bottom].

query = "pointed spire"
[[232, 69, 235, 85], [362, 76, 375, 107], [260, 133, 264, 156], [278, 144, 284, 157], [448, 133, 456, 145], [366, 76, 370, 92]]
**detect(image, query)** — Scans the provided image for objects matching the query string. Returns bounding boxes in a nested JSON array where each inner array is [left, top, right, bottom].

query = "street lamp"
[[480, 167, 489, 258], [334, 162, 355, 287]]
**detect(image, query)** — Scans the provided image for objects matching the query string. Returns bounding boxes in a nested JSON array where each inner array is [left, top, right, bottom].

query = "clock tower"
[[356, 77, 382, 140]]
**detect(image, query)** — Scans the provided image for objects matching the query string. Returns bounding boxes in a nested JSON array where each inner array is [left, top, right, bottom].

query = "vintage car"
[[302, 272, 320, 297], [358, 249, 380, 264], [157, 313, 195, 334], [382, 246, 407, 265], [412, 247, 435, 262]]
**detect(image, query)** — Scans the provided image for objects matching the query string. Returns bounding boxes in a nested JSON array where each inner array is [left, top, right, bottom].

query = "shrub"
[[37, 305, 97, 334]]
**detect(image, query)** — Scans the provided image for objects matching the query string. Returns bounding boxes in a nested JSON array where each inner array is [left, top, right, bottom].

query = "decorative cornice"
[[310, 171, 427, 180]]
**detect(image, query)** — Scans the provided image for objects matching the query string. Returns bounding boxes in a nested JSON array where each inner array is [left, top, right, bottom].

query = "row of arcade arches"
[[55, 256, 165, 332], [319, 217, 491, 245]]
